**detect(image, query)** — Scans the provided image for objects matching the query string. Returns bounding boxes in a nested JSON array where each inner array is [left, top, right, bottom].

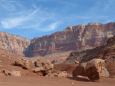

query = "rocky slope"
[[0, 32, 30, 56], [25, 22, 115, 57], [66, 35, 115, 63], [66, 35, 115, 75]]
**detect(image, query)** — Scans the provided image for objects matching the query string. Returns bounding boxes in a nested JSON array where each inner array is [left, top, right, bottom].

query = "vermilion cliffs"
[[0, 32, 30, 56], [25, 22, 115, 57], [0, 22, 115, 57]]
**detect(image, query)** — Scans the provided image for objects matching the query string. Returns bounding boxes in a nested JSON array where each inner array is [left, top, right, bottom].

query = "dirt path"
[[0, 76, 115, 86]]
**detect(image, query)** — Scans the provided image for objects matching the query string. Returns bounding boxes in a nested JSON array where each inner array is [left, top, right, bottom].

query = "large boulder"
[[14, 58, 33, 69], [72, 59, 110, 81], [86, 59, 110, 78]]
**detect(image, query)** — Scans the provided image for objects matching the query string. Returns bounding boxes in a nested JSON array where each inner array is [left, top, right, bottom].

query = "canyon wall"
[[0, 32, 30, 56], [25, 22, 115, 56]]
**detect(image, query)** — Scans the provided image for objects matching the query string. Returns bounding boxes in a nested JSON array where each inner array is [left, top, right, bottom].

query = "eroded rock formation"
[[72, 59, 109, 81], [67, 35, 115, 77], [25, 22, 115, 57], [14, 57, 54, 76], [0, 32, 30, 56], [1, 22, 115, 57]]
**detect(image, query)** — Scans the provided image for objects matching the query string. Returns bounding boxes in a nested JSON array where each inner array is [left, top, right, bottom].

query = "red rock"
[[25, 22, 115, 57], [0, 32, 30, 56]]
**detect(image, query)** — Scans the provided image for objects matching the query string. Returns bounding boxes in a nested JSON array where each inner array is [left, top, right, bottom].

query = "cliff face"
[[25, 22, 115, 57], [66, 35, 115, 63], [1, 22, 115, 57], [0, 32, 30, 56], [66, 35, 115, 75]]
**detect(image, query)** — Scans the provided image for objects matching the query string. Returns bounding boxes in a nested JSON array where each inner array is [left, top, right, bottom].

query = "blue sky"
[[0, 0, 115, 39]]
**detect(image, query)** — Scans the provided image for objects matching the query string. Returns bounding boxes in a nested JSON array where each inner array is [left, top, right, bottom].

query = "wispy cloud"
[[0, 9, 39, 29], [48, 22, 59, 30], [1, 16, 27, 29], [0, 0, 60, 32], [40, 22, 60, 32]]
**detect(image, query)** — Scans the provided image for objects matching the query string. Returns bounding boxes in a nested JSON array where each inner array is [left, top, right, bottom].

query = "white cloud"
[[1, 0, 113, 33], [0, 9, 38, 29], [48, 22, 60, 31], [0, 0, 61, 32], [1, 16, 29, 29], [0, 5, 60, 31], [29, 21, 60, 32]]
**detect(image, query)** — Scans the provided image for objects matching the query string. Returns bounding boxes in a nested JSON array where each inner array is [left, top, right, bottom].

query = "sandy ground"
[[0, 76, 115, 86]]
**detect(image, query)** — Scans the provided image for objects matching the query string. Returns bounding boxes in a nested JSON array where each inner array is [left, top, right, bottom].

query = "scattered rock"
[[33, 67, 44, 73], [56, 71, 68, 78], [32, 58, 54, 76], [34, 58, 54, 70], [10, 71, 21, 77], [14, 58, 33, 69], [47, 71, 68, 78], [2, 69, 11, 76], [2, 69, 21, 77], [14, 58, 54, 76]]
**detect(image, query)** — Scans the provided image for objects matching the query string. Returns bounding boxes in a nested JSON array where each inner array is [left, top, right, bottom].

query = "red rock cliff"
[[25, 22, 115, 56], [0, 32, 30, 56]]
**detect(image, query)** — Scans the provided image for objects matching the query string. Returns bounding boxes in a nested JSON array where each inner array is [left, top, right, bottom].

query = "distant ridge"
[[25, 22, 115, 56]]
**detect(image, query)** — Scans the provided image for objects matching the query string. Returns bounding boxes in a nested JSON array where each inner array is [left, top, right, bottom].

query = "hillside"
[[66, 35, 115, 76]]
